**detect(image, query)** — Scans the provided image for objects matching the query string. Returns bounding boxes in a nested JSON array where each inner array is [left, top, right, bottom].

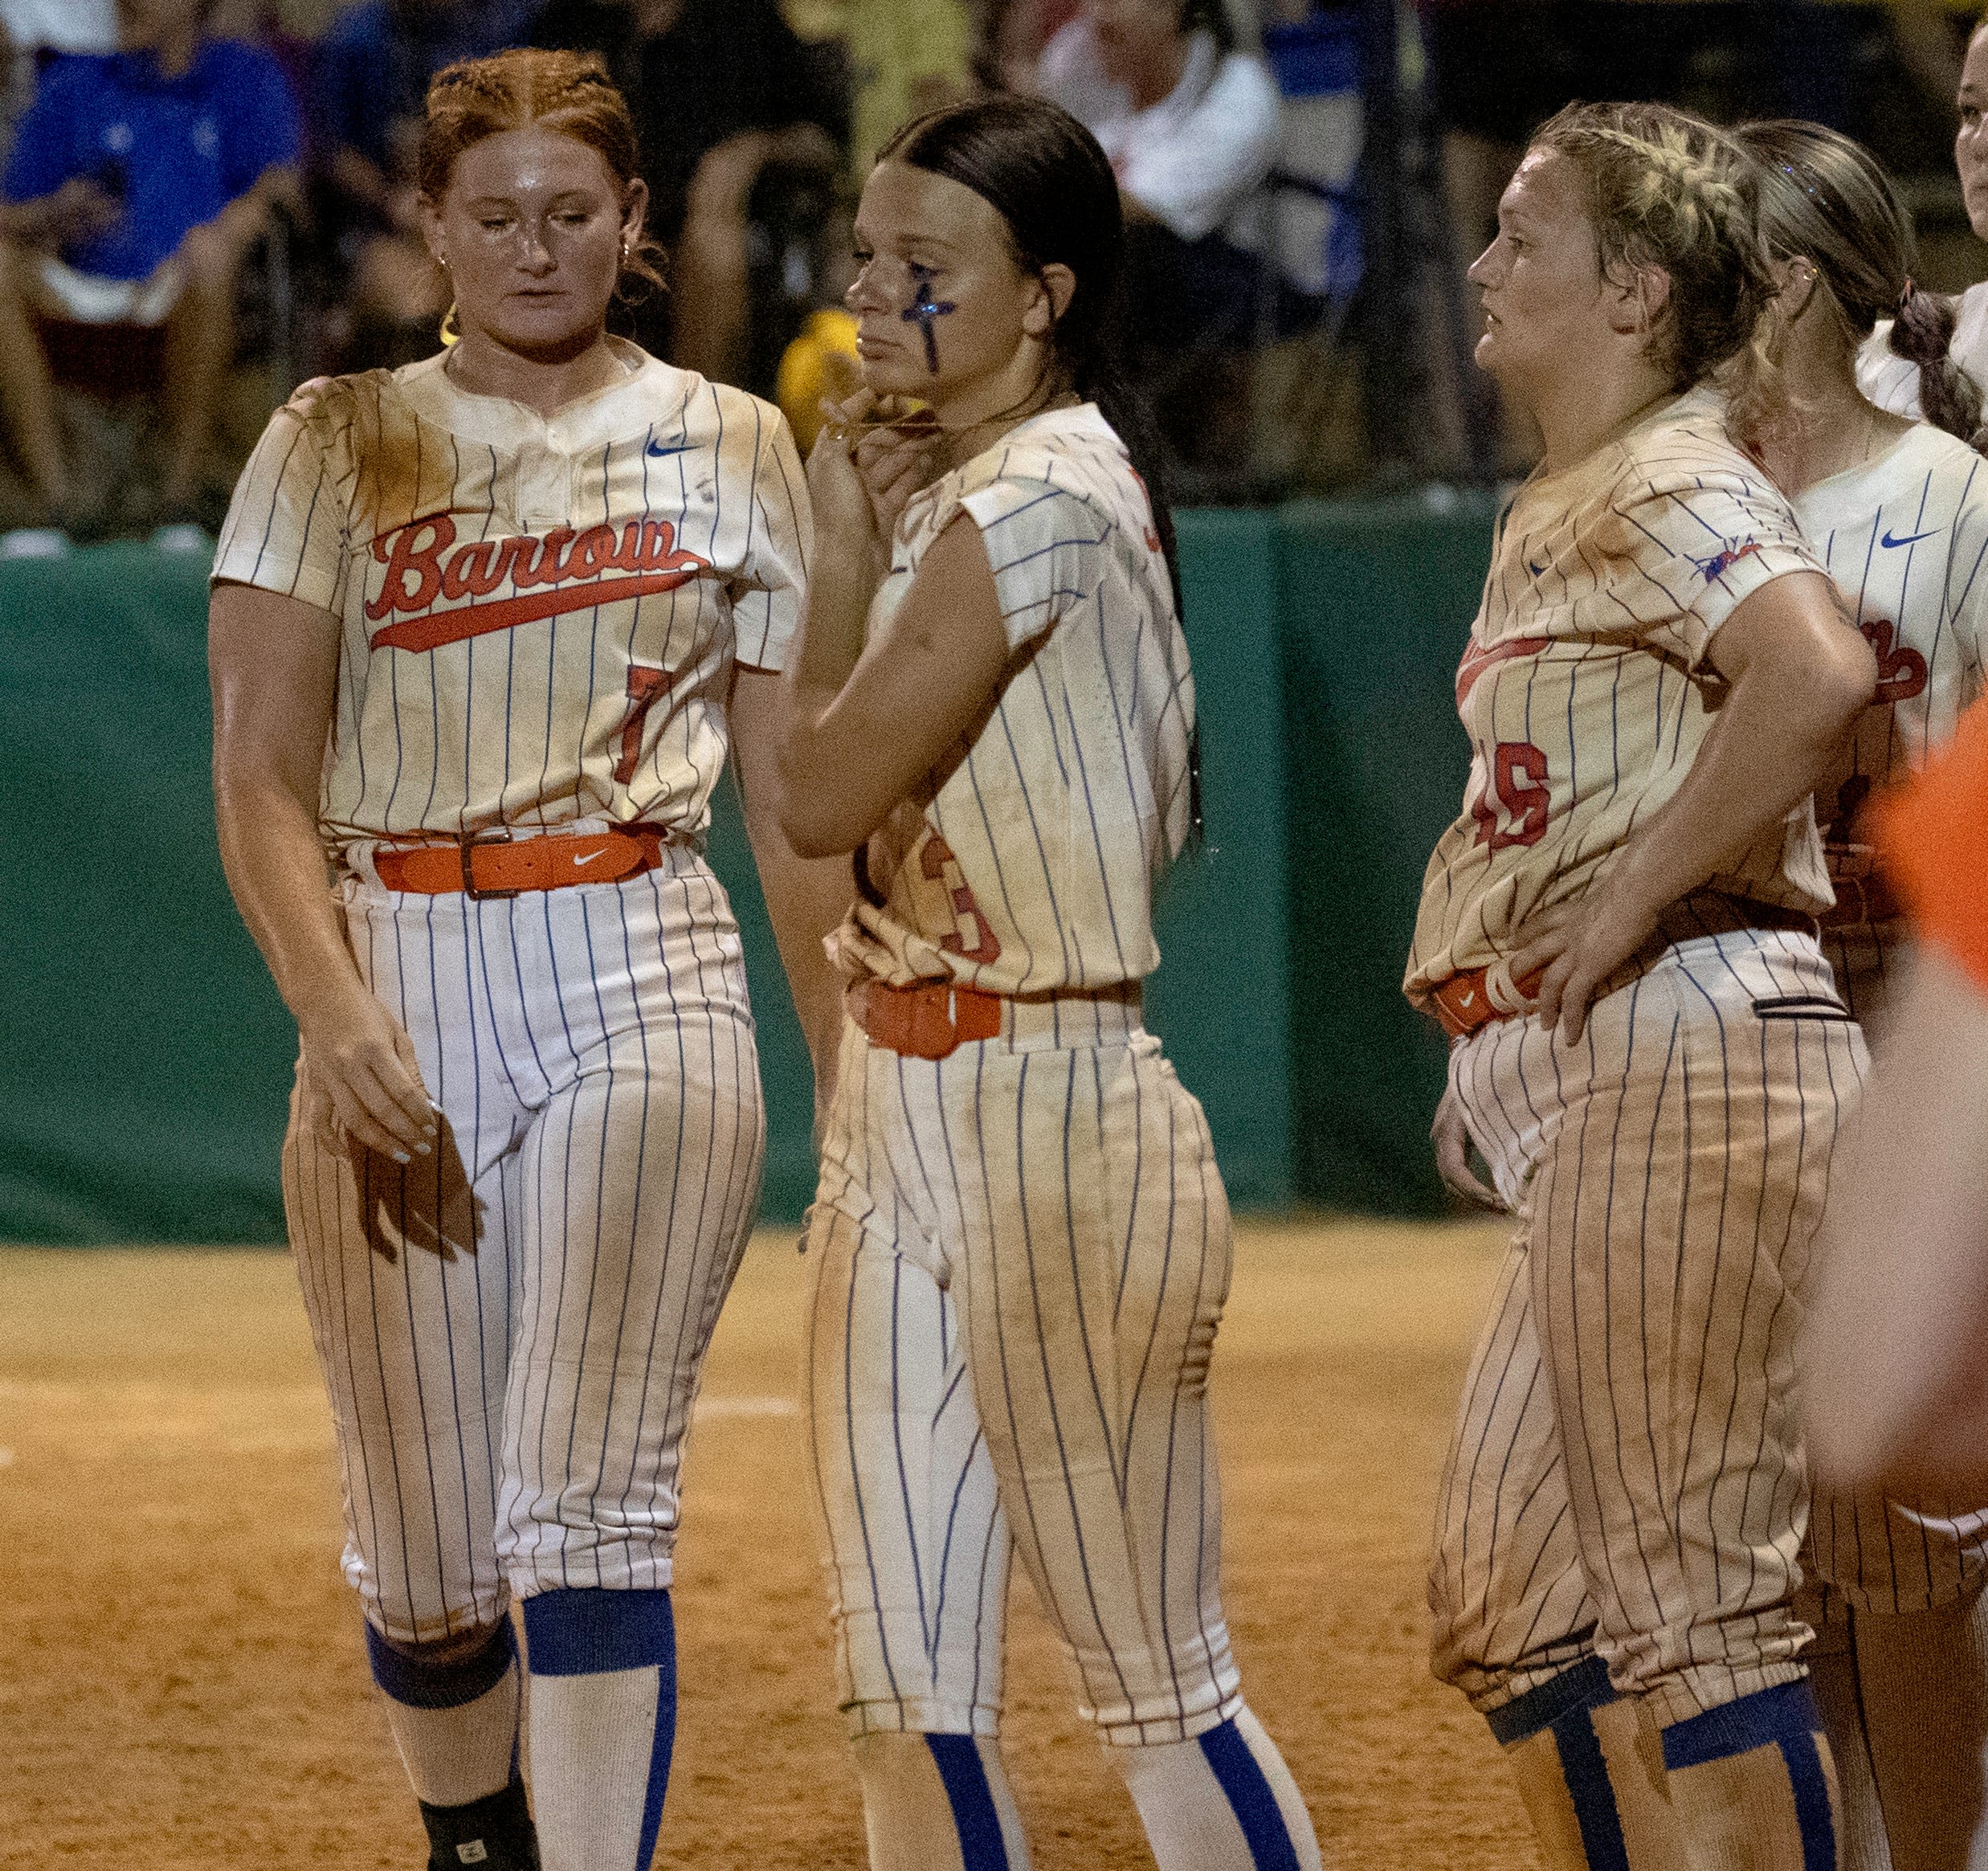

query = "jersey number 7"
[[614, 663, 673, 786]]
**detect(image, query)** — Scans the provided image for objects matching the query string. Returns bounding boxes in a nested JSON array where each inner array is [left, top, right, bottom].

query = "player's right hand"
[[807, 394, 890, 558], [296, 992, 439, 1164], [849, 397, 942, 534], [1431, 1085, 1504, 1211]]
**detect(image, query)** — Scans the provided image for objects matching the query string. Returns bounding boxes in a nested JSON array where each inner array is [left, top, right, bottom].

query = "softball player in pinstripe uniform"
[[209, 51, 847, 1871], [1414, 104, 1877, 1871], [774, 98, 1321, 1871], [1740, 121, 1988, 1871], [1859, 20, 1988, 434]]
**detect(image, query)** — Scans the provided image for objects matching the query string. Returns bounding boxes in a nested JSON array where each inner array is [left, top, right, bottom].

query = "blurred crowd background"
[[0, 0, 1981, 551]]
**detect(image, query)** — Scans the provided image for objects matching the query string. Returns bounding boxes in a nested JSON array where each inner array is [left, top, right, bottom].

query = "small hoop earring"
[[440, 302, 460, 345]]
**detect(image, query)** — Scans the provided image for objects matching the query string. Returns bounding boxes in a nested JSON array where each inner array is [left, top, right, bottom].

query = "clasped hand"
[[804, 390, 945, 570]]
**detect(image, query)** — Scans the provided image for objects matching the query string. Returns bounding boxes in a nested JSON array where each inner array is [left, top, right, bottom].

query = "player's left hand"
[[1509, 889, 1662, 1046], [806, 400, 884, 558], [1431, 1084, 1504, 1211]]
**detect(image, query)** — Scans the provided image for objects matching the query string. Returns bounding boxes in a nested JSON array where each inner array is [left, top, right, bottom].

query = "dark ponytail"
[[1737, 121, 1988, 455], [877, 94, 1202, 842], [1891, 283, 1988, 452]]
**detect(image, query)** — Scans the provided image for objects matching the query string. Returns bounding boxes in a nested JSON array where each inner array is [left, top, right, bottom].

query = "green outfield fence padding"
[[0, 503, 1490, 1244]]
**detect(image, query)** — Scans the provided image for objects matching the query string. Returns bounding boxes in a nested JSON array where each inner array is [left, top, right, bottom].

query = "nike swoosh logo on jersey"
[[646, 438, 693, 457], [1880, 527, 1940, 549]]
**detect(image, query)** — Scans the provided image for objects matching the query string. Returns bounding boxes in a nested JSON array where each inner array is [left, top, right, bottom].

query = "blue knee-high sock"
[[523, 1588, 676, 1870], [1662, 1680, 1837, 1871], [925, 1734, 1012, 1870], [1197, 1718, 1305, 1871], [1113, 1706, 1319, 1871], [1487, 1656, 1631, 1871]]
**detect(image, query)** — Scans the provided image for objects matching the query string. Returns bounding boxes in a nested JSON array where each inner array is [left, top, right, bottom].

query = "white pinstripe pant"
[[1809, 923, 1988, 1616], [1431, 925, 1867, 1728], [805, 1001, 1244, 1748], [284, 848, 765, 1644]]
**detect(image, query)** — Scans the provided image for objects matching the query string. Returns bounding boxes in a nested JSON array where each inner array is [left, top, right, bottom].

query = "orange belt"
[[1819, 869, 1901, 929], [1429, 963, 1545, 1041], [374, 826, 672, 898], [1427, 893, 1823, 1040], [847, 978, 1004, 1061]]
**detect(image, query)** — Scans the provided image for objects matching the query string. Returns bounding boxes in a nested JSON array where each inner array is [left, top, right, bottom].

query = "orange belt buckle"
[[852, 980, 1004, 1060]]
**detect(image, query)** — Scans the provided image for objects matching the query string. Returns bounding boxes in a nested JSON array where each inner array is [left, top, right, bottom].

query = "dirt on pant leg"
[[0, 1220, 1533, 1870]]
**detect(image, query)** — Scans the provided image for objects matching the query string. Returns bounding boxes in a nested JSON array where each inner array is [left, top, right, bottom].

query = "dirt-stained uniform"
[[1405, 387, 1865, 1867]]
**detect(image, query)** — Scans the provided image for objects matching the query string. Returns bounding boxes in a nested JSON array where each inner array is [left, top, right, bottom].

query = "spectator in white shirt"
[[1036, 0, 1277, 246], [1034, 0, 1279, 484]]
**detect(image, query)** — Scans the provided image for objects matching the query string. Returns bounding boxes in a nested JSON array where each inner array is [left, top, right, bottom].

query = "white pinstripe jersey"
[[830, 403, 1194, 996], [213, 340, 810, 855], [1796, 423, 1988, 885], [1858, 283, 1988, 422], [1404, 387, 1832, 1007]]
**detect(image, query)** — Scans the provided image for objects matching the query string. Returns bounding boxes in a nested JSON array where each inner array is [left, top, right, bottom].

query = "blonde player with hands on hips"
[[207, 49, 851, 1871], [774, 94, 1324, 1871], [1736, 119, 1988, 1871], [1415, 102, 1877, 1871]]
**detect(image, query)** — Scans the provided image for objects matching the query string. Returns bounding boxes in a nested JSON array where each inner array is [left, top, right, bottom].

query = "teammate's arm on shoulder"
[[777, 512, 1014, 859]]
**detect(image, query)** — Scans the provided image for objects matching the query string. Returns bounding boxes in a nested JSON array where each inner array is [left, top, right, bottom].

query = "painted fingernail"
[[414, 1142, 431, 1155], [394, 1151, 411, 1165]]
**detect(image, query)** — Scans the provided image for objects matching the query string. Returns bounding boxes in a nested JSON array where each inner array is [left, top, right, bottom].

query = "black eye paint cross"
[[901, 264, 956, 374]]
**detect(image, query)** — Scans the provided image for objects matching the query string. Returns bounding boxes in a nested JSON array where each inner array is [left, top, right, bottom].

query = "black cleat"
[[418, 1779, 540, 1870]]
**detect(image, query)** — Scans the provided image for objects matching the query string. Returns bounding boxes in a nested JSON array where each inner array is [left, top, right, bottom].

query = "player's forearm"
[[732, 665, 854, 1082], [749, 823, 854, 1081], [1606, 643, 1872, 923], [213, 772, 369, 1032], [777, 533, 880, 852]]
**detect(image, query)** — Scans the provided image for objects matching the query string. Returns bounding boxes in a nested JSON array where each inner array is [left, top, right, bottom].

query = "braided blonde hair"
[[1531, 102, 1782, 435]]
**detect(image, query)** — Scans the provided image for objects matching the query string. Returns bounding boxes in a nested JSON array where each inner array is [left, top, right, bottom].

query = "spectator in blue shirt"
[[0, 0, 300, 537]]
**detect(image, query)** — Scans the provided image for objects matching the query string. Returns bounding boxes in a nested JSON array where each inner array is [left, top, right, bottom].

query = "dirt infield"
[[0, 1219, 1534, 1869]]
